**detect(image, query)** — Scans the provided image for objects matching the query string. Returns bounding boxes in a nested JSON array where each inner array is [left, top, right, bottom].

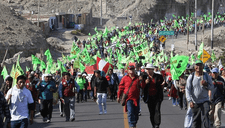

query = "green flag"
[[211, 50, 216, 62], [197, 42, 204, 59], [80, 62, 85, 73], [57, 60, 67, 73], [73, 59, 80, 69], [80, 48, 90, 64], [13, 55, 24, 86], [89, 57, 96, 66], [33, 64, 37, 71], [10, 64, 15, 78], [44, 49, 53, 63], [170, 55, 189, 80], [40, 60, 46, 71], [1, 66, 8, 80], [71, 42, 81, 55], [31, 55, 41, 64]]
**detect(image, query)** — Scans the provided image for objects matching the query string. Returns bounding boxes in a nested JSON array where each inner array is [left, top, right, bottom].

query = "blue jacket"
[[58, 79, 80, 98], [36, 80, 56, 100]]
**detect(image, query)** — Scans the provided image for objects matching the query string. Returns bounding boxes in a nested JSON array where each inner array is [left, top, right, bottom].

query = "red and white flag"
[[96, 57, 113, 73]]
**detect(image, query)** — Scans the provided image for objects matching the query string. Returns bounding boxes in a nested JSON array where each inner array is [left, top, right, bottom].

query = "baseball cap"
[[195, 60, 203, 64], [203, 65, 211, 73], [211, 68, 219, 73]]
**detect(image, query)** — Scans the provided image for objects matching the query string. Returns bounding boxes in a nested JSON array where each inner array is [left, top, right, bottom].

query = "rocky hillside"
[[1, 0, 225, 28], [0, 4, 50, 63]]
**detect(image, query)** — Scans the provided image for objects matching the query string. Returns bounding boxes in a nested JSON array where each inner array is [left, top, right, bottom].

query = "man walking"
[[143, 64, 164, 128], [6, 75, 34, 128], [186, 60, 214, 128], [0, 90, 11, 128], [209, 68, 225, 128], [117, 65, 145, 128], [93, 70, 111, 115], [107, 69, 119, 101], [58, 72, 79, 122], [36, 74, 56, 123]]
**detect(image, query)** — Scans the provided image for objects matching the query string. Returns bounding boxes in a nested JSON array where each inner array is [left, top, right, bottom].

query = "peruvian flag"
[[96, 57, 113, 74]]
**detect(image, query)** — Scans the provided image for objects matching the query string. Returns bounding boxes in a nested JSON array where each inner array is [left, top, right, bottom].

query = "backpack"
[[190, 72, 208, 90]]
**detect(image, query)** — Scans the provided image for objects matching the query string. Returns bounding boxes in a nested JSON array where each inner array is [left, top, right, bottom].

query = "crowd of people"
[[0, 59, 225, 128], [0, 13, 225, 128]]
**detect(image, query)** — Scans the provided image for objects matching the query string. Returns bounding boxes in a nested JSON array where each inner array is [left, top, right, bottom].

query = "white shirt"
[[5, 86, 34, 121]]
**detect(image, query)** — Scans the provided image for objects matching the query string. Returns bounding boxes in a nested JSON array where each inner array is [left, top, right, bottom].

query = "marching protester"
[[58, 72, 79, 122], [36, 74, 57, 123], [93, 70, 111, 115], [82, 73, 88, 102], [6, 75, 35, 128], [76, 73, 86, 103], [209, 68, 225, 128], [25, 74, 38, 114], [186, 60, 214, 128], [175, 73, 187, 110], [143, 64, 164, 128], [107, 69, 119, 102], [0, 90, 11, 128], [1, 76, 13, 96], [117, 65, 145, 128]]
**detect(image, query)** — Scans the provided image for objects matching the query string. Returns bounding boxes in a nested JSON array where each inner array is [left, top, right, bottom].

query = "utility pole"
[[195, 0, 197, 50], [187, 0, 190, 50], [100, 0, 102, 26], [211, 0, 214, 49], [37, 0, 40, 27]]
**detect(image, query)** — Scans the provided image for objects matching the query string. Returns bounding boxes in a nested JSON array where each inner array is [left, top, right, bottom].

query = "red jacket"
[[62, 79, 75, 97], [117, 75, 145, 112], [25, 80, 38, 100]]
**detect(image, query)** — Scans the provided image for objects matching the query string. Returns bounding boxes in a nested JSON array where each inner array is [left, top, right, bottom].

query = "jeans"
[[191, 101, 210, 128], [172, 97, 179, 106], [64, 96, 75, 120], [147, 96, 162, 128], [40, 99, 53, 120], [11, 118, 28, 128], [127, 100, 139, 127], [184, 105, 193, 128], [97, 93, 107, 112]]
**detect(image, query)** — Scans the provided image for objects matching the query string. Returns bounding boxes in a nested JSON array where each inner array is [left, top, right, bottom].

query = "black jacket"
[[143, 73, 164, 101], [212, 76, 225, 105]]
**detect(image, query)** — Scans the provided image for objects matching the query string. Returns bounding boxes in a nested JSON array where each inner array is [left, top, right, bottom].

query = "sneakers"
[[46, 119, 51, 123], [60, 113, 63, 117], [138, 112, 141, 116], [104, 110, 107, 114], [43, 117, 48, 122], [70, 118, 75, 122], [99, 112, 103, 115]]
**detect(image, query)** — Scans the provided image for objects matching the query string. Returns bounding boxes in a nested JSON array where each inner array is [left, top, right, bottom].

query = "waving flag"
[[96, 57, 113, 74]]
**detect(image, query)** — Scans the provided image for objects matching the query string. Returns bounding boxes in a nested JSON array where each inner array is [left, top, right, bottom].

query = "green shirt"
[[76, 77, 86, 90]]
